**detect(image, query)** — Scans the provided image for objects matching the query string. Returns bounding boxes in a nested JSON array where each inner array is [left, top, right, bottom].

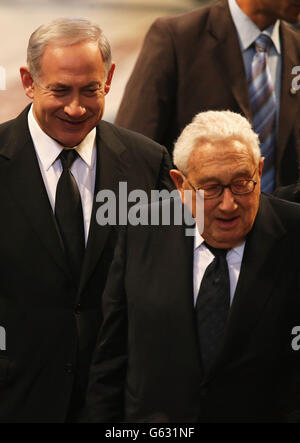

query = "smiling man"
[[20, 39, 115, 149], [84, 111, 300, 423], [0, 18, 173, 423]]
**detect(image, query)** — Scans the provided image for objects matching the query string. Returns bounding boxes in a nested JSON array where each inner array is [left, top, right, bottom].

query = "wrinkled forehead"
[[187, 139, 257, 180], [39, 41, 105, 74]]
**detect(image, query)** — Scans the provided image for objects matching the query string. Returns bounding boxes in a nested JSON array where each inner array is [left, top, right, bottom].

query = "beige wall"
[[0, 0, 206, 123]]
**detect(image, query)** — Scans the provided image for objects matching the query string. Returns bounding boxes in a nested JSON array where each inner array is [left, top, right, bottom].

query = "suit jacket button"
[[74, 304, 81, 315]]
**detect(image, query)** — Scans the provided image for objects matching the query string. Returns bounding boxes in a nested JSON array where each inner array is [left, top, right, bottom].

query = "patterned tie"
[[55, 149, 85, 284], [248, 34, 276, 193], [196, 244, 230, 373]]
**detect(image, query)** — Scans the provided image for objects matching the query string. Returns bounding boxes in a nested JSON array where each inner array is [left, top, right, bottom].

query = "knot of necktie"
[[204, 242, 229, 258], [59, 149, 79, 170], [255, 34, 272, 53]]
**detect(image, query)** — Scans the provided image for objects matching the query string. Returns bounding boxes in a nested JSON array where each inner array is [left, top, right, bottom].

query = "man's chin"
[[53, 134, 85, 148], [203, 231, 244, 249]]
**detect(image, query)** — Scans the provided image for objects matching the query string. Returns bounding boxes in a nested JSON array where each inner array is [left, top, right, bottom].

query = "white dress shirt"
[[193, 226, 245, 306], [28, 105, 97, 245]]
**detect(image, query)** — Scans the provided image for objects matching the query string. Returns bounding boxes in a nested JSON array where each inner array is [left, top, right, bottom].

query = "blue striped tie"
[[249, 34, 276, 193]]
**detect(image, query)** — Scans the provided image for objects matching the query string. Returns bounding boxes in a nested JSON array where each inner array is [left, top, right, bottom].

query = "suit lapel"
[[208, 0, 251, 120], [79, 121, 130, 294], [0, 107, 69, 277], [277, 23, 300, 176], [163, 217, 204, 378], [206, 194, 286, 379]]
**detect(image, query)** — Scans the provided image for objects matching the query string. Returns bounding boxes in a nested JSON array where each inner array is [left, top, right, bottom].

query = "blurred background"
[[0, 0, 213, 123], [1, 0, 299, 124]]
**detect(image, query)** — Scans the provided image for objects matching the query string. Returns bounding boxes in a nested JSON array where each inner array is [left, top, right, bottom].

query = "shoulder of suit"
[[126, 196, 188, 237], [0, 115, 17, 136], [0, 115, 21, 154], [264, 193, 300, 227], [97, 120, 168, 157], [0, 106, 31, 156], [149, 0, 220, 35]]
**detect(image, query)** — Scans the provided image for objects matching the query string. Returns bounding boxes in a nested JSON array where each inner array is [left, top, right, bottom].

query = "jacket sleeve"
[[115, 18, 177, 147], [82, 227, 128, 423]]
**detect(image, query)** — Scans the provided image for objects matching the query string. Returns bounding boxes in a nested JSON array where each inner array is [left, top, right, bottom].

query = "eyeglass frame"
[[185, 168, 258, 200]]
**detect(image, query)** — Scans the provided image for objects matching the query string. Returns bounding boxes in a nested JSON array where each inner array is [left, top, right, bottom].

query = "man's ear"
[[169, 169, 185, 191], [104, 63, 115, 95], [258, 157, 264, 178], [20, 67, 35, 99]]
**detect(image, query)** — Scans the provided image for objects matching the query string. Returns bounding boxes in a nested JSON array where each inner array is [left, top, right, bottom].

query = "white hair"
[[27, 17, 112, 81], [173, 110, 261, 174]]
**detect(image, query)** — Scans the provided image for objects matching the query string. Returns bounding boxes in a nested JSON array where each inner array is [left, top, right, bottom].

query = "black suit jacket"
[[85, 194, 300, 422], [115, 0, 300, 186], [0, 105, 173, 422], [273, 183, 300, 203]]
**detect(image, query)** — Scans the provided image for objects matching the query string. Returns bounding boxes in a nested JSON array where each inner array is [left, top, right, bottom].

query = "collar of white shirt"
[[228, 0, 281, 54], [28, 104, 96, 170]]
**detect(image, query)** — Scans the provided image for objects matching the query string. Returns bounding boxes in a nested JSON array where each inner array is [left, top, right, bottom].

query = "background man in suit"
[[115, 0, 300, 192], [84, 111, 300, 422], [0, 17, 173, 422]]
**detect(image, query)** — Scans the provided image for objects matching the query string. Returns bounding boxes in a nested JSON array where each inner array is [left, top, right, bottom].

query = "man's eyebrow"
[[47, 83, 71, 89], [197, 170, 253, 185], [81, 81, 101, 88], [47, 81, 102, 89], [232, 170, 254, 179], [197, 176, 220, 185]]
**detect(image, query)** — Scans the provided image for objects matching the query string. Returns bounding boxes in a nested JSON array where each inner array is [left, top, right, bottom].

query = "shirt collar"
[[193, 225, 245, 258], [75, 128, 96, 170], [228, 0, 281, 54], [28, 104, 96, 171], [194, 225, 205, 250]]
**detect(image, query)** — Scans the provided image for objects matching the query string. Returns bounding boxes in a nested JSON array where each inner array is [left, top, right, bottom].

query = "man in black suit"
[[115, 0, 300, 190], [84, 110, 300, 423], [0, 18, 173, 422]]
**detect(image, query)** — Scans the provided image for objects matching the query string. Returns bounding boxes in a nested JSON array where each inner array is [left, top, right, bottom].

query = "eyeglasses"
[[186, 169, 257, 200]]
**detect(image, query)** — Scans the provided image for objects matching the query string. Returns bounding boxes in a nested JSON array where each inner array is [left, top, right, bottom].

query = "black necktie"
[[196, 243, 230, 373], [55, 149, 85, 283]]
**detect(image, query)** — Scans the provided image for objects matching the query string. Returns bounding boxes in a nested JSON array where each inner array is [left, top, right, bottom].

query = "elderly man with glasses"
[[84, 111, 300, 423]]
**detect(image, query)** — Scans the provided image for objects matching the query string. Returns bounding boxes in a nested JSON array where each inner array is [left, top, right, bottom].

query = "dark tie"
[[196, 243, 230, 373], [248, 34, 276, 193], [55, 149, 85, 283]]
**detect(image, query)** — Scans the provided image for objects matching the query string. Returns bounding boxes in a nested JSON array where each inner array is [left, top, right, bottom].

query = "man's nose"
[[64, 97, 86, 119], [218, 187, 238, 212]]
